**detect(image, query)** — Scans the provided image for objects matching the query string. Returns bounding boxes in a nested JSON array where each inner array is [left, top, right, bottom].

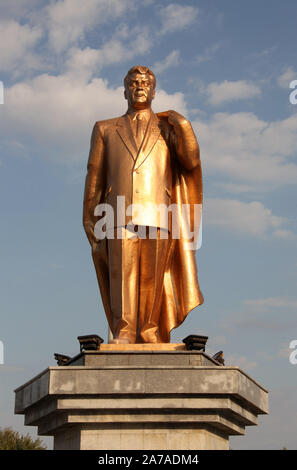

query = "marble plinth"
[[14, 348, 268, 450]]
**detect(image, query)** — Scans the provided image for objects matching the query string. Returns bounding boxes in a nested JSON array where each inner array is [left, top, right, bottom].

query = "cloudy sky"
[[1, 0, 297, 450]]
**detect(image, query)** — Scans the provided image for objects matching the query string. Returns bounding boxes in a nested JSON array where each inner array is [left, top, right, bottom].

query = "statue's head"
[[124, 65, 156, 110]]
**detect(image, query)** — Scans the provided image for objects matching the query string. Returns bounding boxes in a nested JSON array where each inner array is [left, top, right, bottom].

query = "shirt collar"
[[127, 108, 152, 122]]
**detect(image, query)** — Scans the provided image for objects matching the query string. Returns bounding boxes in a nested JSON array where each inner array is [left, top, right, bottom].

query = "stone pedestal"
[[14, 346, 268, 450]]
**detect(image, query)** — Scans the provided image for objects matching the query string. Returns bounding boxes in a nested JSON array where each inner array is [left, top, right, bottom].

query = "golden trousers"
[[107, 227, 170, 343]]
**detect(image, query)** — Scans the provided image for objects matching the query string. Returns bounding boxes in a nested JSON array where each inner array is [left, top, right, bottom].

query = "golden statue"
[[83, 65, 203, 344]]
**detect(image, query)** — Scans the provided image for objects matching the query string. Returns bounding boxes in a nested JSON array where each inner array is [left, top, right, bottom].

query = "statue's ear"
[[152, 89, 155, 100]]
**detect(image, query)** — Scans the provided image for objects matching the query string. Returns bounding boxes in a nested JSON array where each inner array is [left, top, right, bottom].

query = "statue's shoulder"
[[155, 111, 174, 136], [155, 112, 171, 128], [156, 110, 190, 124], [94, 115, 124, 130]]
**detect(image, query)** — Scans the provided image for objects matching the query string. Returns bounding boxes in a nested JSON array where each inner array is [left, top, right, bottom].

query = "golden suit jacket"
[[84, 111, 177, 230], [83, 110, 204, 342]]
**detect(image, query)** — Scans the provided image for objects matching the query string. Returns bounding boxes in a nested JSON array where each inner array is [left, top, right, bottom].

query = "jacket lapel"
[[134, 112, 161, 170], [116, 115, 138, 161]]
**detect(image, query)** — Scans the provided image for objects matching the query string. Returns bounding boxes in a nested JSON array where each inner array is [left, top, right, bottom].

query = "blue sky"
[[0, 0, 297, 450]]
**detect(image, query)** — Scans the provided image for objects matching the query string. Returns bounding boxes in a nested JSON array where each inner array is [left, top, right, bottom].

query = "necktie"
[[135, 113, 145, 145]]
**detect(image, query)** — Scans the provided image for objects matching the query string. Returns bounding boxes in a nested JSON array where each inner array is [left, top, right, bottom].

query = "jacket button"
[[135, 189, 139, 193]]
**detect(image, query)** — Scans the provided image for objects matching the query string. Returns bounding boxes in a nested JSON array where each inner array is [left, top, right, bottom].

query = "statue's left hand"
[[158, 110, 188, 127], [83, 218, 97, 245]]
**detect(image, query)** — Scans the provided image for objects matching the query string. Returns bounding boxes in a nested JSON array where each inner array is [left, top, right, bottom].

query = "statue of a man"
[[83, 65, 203, 344]]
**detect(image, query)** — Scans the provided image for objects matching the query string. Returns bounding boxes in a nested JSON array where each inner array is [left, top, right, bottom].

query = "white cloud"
[[0, 0, 40, 20], [65, 47, 102, 80], [224, 354, 257, 370], [0, 74, 125, 162], [153, 50, 180, 75], [205, 198, 293, 238], [206, 80, 261, 106], [244, 297, 297, 311], [278, 67, 297, 89], [159, 4, 198, 34], [47, 0, 135, 52], [195, 43, 222, 64], [0, 1, 149, 77], [66, 25, 151, 80], [222, 297, 297, 331], [250, 45, 277, 60], [64, 21, 155, 81], [153, 89, 187, 115], [223, 312, 297, 331], [214, 183, 257, 194], [272, 229, 295, 240], [193, 112, 297, 189], [0, 20, 42, 73], [0, 73, 187, 163]]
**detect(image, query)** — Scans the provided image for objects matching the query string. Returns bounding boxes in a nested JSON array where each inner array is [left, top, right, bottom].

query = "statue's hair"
[[124, 65, 156, 89]]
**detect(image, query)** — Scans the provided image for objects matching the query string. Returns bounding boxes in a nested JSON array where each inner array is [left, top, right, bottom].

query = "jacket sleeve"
[[83, 122, 106, 225], [170, 119, 200, 171]]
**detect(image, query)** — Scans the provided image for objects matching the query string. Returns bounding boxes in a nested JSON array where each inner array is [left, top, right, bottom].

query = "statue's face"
[[124, 72, 155, 109]]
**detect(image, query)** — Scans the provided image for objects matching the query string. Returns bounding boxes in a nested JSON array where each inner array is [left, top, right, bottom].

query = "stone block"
[[14, 350, 268, 450]]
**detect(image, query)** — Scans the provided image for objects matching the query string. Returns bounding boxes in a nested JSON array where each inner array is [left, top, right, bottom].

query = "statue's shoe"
[[138, 329, 160, 344]]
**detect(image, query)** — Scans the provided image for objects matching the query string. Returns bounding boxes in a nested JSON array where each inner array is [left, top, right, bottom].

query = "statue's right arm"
[[158, 110, 200, 170], [83, 122, 105, 245]]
